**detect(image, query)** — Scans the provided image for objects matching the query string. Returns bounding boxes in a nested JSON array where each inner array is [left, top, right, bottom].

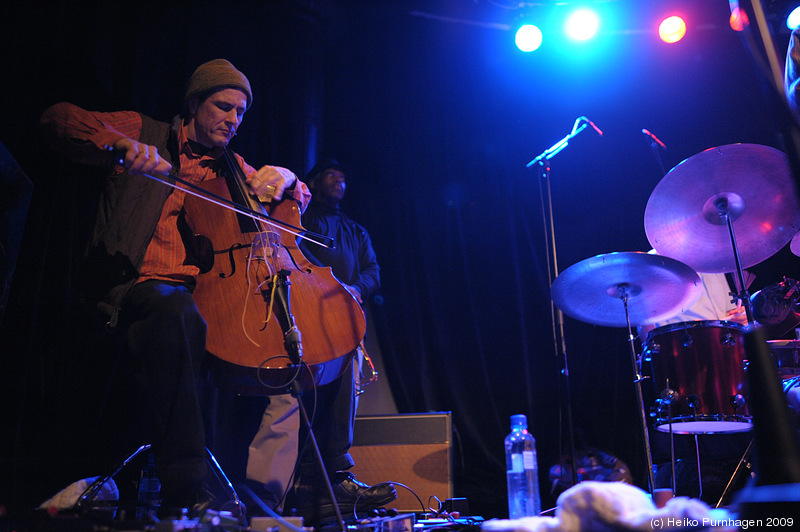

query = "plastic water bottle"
[[505, 414, 541, 518]]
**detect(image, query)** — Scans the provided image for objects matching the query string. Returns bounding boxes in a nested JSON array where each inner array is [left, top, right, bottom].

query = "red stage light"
[[658, 16, 687, 44], [730, 7, 749, 32]]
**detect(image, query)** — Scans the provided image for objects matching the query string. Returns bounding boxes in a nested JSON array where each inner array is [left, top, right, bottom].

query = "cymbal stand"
[[663, 388, 677, 496], [618, 285, 656, 494], [716, 438, 754, 508], [527, 117, 595, 488], [715, 197, 755, 324]]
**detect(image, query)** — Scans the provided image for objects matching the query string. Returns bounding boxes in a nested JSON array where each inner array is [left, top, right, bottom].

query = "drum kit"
[[550, 143, 800, 495]]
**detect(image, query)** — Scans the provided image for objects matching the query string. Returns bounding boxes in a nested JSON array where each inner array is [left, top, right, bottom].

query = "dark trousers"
[[121, 280, 208, 502], [298, 356, 357, 480]]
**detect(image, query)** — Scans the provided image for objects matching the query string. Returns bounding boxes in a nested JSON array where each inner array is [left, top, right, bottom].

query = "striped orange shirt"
[[40, 103, 310, 284]]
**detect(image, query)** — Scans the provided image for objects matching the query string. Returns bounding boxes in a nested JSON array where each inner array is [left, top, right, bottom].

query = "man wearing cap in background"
[[40, 58, 310, 517], [245, 158, 393, 522]]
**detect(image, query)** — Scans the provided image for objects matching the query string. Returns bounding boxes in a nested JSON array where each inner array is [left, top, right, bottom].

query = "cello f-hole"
[[220, 243, 251, 278]]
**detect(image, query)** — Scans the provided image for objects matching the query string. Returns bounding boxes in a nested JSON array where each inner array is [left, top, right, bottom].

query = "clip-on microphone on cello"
[[270, 269, 304, 366]]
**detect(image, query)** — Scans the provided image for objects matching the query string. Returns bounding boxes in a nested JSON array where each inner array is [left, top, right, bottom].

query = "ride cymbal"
[[644, 144, 800, 273]]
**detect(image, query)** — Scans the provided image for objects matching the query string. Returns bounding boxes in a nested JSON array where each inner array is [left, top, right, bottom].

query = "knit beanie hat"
[[184, 59, 252, 109]]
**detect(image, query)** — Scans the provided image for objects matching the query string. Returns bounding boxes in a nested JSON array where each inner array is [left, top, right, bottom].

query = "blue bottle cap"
[[511, 414, 527, 428]]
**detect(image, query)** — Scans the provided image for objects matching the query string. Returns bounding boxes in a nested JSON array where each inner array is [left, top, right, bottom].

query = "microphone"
[[581, 116, 603, 136], [642, 128, 666, 150]]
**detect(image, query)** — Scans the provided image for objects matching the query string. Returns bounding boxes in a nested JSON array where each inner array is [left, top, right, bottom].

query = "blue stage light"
[[564, 8, 599, 41], [788, 6, 800, 30], [515, 24, 543, 52]]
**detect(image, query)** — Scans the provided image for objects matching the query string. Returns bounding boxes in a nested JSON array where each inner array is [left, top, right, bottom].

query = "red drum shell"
[[645, 320, 751, 434]]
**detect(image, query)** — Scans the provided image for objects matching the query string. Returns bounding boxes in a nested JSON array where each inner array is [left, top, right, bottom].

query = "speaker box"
[[349, 412, 453, 513]]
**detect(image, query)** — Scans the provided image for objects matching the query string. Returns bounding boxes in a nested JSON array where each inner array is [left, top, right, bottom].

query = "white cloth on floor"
[[482, 481, 736, 532], [39, 476, 119, 511]]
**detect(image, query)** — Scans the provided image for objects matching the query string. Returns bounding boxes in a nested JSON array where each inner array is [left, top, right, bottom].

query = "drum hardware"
[[752, 278, 800, 340], [656, 380, 683, 498], [656, 389, 752, 505], [658, 383, 679, 496], [654, 385, 717, 501], [766, 339, 800, 378], [686, 395, 701, 411], [715, 438, 754, 508], [552, 251, 703, 494], [658, 386, 676, 407], [732, 394, 746, 408], [721, 332, 737, 346]]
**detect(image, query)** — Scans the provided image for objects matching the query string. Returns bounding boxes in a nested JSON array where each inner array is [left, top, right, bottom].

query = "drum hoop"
[[655, 413, 752, 424], [654, 414, 753, 434], [646, 319, 745, 341]]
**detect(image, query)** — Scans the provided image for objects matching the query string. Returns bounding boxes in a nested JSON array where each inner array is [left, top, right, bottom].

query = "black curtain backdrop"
[[3, 0, 800, 521]]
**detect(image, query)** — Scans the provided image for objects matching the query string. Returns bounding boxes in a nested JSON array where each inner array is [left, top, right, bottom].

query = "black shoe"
[[156, 483, 213, 521], [293, 471, 397, 522], [332, 471, 397, 511], [158, 482, 246, 521], [238, 479, 282, 517]]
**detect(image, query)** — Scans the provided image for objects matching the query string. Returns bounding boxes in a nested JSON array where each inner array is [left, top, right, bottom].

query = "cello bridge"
[[249, 231, 281, 261]]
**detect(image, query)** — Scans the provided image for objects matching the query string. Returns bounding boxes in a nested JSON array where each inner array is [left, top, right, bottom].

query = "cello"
[[181, 151, 366, 395]]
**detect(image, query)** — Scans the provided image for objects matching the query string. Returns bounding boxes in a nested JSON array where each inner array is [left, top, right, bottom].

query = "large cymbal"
[[645, 144, 800, 273], [551, 251, 702, 327]]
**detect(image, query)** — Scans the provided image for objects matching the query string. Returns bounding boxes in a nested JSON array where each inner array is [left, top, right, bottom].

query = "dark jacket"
[[80, 115, 178, 326], [298, 200, 380, 300]]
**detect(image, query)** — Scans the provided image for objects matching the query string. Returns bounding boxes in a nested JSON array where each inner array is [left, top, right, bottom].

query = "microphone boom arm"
[[526, 117, 598, 168]]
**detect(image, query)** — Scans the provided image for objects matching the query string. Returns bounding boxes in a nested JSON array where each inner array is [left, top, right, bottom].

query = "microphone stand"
[[526, 118, 591, 169], [267, 271, 347, 532], [527, 117, 594, 489], [644, 135, 667, 176]]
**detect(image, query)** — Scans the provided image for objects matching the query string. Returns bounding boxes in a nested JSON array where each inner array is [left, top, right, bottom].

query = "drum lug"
[[721, 332, 736, 346], [731, 393, 746, 408], [658, 387, 677, 405], [680, 333, 693, 348], [687, 394, 700, 410], [649, 342, 660, 355]]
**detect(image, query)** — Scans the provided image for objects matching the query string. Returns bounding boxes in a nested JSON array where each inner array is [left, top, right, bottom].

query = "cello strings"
[[240, 235, 279, 348], [136, 166, 334, 248]]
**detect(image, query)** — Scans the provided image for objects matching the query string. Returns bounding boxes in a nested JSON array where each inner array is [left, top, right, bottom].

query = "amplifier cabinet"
[[349, 412, 453, 512]]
